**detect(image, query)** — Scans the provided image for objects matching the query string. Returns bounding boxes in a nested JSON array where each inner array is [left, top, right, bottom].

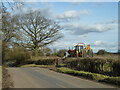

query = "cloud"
[[50, 40, 118, 52], [54, 10, 91, 22], [91, 41, 118, 52], [92, 41, 108, 47], [11, 5, 53, 18], [63, 22, 114, 35], [50, 34, 86, 50], [95, 20, 118, 24], [51, 41, 76, 49]]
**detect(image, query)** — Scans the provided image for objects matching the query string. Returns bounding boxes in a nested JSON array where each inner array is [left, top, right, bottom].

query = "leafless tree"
[[0, 0, 24, 12], [2, 12, 21, 62], [14, 10, 62, 56]]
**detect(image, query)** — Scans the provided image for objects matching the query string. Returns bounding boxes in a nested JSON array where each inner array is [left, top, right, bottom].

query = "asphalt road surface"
[[7, 67, 117, 88]]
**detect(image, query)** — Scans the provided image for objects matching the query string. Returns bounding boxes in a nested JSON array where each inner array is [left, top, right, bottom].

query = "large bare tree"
[[14, 10, 62, 56], [0, 0, 24, 12]]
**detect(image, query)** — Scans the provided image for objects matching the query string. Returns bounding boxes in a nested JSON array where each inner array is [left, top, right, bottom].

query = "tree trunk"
[[34, 47, 38, 57]]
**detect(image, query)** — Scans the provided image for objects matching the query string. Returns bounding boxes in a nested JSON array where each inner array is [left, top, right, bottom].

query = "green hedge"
[[65, 58, 120, 76]]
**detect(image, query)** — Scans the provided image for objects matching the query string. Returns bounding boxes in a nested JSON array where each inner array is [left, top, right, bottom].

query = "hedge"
[[65, 58, 120, 76]]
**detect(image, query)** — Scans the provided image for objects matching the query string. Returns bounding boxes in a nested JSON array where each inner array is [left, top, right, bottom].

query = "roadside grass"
[[32, 56, 60, 61], [21, 64, 55, 68], [56, 64, 66, 67], [54, 67, 120, 86], [20, 63, 120, 86], [100, 77, 120, 85]]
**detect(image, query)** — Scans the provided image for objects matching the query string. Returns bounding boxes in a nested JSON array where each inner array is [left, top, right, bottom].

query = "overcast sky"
[[8, 1, 118, 53]]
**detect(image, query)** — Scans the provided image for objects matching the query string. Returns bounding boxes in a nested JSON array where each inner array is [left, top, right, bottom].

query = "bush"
[[10, 47, 31, 66]]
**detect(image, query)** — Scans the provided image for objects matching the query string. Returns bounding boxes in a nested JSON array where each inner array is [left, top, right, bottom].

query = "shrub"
[[11, 47, 31, 66]]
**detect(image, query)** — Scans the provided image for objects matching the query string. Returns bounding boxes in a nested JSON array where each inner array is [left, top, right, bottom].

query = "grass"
[[55, 67, 108, 80], [56, 64, 66, 67], [55, 67, 120, 86], [100, 77, 120, 85], [21, 64, 55, 68], [32, 56, 60, 61]]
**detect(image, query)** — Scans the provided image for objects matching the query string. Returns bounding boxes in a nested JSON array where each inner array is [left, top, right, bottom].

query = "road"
[[8, 67, 117, 88]]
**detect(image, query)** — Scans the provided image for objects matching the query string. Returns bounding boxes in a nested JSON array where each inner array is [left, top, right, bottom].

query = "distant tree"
[[13, 10, 62, 56], [42, 47, 52, 56], [52, 49, 57, 56], [56, 49, 67, 57], [97, 49, 108, 55]]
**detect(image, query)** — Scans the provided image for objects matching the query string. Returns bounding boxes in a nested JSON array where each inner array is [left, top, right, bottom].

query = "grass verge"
[[54, 67, 120, 86], [21, 64, 55, 68]]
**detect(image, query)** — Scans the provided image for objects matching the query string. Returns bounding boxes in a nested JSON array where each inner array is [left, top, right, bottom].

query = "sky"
[[7, 1, 118, 53]]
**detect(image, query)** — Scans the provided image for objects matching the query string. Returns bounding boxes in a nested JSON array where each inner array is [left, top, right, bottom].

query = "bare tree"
[[14, 10, 62, 56], [2, 12, 21, 62], [0, 0, 24, 12], [2, 12, 20, 43]]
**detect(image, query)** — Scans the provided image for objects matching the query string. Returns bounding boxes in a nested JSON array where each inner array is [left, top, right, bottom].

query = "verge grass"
[[55, 67, 120, 86], [21, 64, 55, 68]]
